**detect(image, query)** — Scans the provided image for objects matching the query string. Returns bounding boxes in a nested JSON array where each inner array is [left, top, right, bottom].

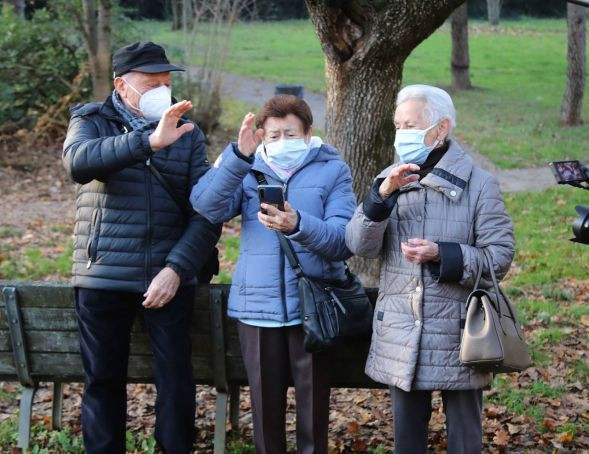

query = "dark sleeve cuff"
[[166, 261, 187, 281], [428, 242, 463, 283], [287, 210, 301, 235], [362, 178, 399, 222], [232, 143, 255, 164]]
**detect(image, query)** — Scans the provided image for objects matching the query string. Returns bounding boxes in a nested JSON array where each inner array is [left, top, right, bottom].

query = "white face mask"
[[124, 80, 171, 120], [264, 138, 310, 169]]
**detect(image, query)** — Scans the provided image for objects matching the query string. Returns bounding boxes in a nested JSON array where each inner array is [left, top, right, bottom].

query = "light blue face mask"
[[264, 138, 310, 169], [394, 123, 440, 165]]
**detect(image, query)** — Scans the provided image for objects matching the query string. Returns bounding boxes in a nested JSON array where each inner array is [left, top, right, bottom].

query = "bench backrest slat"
[[0, 281, 382, 389]]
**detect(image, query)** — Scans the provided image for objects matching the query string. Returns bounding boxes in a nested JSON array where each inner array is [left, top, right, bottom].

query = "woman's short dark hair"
[[256, 95, 313, 133]]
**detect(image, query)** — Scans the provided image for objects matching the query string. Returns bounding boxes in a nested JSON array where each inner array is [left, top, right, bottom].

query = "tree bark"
[[3, 0, 24, 16], [561, 3, 586, 126], [486, 0, 501, 26], [451, 2, 472, 89], [81, 0, 112, 101], [305, 0, 465, 285]]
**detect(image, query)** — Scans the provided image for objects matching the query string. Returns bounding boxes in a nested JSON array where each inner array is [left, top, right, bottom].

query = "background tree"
[[561, 1, 586, 125], [486, 0, 502, 25], [66, 0, 113, 101], [170, 0, 181, 29], [180, 0, 254, 135], [3, 0, 24, 16], [451, 1, 472, 89], [305, 0, 464, 284]]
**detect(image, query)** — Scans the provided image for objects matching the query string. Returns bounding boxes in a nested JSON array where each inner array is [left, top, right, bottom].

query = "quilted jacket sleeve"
[[190, 142, 250, 223], [165, 128, 222, 280], [63, 113, 154, 184], [286, 162, 356, 261], [345, 201, 389, 259], [459, 174, 515, 288]]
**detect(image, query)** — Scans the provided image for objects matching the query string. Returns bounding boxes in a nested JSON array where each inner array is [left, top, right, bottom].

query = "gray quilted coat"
[[345, 141, 515, 391]]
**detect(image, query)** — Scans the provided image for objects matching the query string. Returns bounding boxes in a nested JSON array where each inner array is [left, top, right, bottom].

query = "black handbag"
[[252, 170, 373, 352], [459, 248, 532, 373]]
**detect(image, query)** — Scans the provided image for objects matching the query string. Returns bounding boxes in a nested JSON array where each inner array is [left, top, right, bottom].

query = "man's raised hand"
[[149, 100, 195, 152]]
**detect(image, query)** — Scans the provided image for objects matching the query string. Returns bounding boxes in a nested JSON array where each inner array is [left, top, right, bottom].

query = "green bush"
[[0, 2, 140, 125], [0, 7, 83, 124]]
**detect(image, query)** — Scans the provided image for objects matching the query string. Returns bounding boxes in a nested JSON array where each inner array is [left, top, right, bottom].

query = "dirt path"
[[201, 67, 557, 193]]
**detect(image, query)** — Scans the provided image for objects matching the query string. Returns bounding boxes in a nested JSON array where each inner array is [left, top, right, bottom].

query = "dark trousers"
[[237, 322, 331, 454], [75, 286, 196, 454], [390, 386, 483, 454]]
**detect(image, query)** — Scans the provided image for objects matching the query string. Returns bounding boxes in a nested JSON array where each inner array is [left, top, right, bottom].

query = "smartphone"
[[549, 160, 587, 184], [257, 185, 285, 213]]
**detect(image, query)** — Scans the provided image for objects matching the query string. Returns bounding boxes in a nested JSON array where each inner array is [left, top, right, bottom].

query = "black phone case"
[[258, 185, 285, 212]]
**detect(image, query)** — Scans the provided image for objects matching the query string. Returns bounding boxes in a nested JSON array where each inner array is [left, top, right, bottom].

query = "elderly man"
[[63, 41, 221, 454]]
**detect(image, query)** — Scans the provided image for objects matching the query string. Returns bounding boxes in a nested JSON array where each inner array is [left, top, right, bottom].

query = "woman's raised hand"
[[237, 112, 264, 157], [378, 163, 421, 199]]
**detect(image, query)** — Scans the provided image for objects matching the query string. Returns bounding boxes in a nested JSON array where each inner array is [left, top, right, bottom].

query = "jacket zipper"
[[86, 208, 102, 269], [145, 158, 153, 291], [258, 157, 313, 322], [279, 181, 289, 322]]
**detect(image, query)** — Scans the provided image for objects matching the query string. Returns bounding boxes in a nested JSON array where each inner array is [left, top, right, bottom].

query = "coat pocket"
[[86, 208, 103, 268]]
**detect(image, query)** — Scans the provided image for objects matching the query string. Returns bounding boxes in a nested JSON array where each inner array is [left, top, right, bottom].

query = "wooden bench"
[[0, 281, 380, 452]]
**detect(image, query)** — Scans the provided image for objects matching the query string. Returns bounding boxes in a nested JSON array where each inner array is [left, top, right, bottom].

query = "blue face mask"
[[394, 123, 440, 165], [264, 138, 310, 169]]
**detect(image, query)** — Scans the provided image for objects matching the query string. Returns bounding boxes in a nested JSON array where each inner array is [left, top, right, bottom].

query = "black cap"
[[112, 41, 184, 77]]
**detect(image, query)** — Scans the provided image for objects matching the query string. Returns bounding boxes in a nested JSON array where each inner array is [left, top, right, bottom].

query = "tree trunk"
[[305, 0, 465, 285], [171, 0, 181, 30], [486, 0, 501, 26], [451, 2, 472, 89], [81, 0, 112, 101], [561, 3, 586, 126], [3, 0, 24, 16], [326, 58, 403, 286]]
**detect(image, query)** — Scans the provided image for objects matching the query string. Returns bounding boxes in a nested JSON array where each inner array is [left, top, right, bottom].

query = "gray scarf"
[[111, 90, 152, 131]]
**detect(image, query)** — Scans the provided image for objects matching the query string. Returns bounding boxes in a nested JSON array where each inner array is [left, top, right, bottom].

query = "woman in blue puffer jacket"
[[190, 94, 356, 454]]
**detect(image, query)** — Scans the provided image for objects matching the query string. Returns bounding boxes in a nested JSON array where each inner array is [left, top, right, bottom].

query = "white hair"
[[396, 84, 456, 131]]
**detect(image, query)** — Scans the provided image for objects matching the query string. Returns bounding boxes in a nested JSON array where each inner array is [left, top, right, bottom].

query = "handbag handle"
[[252, 170, 306, 278], [482, 248, 522, 337]]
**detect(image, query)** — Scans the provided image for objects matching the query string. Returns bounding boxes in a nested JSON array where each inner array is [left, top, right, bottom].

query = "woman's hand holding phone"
[[258, 202, 299, 233]]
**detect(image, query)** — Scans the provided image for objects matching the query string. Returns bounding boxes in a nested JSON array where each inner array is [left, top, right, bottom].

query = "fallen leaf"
[[493, 430, 510, 447], [347, 421, 359, 434]]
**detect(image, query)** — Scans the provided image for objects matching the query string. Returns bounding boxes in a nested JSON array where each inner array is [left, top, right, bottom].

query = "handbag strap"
[[148, 159, 191, 220], [473, 252, 485, 290], [252, 170, 305, 278], [482, 248, 519, 321]]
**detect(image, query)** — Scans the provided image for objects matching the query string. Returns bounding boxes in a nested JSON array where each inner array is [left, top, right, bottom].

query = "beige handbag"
[[460, 249, 532, 373]]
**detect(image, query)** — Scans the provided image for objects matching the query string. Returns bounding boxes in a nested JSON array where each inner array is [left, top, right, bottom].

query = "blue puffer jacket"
[[190, 141, 356, 322]]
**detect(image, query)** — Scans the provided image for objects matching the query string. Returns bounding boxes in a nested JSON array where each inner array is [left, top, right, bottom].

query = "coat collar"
[[377, 140, 474, 202], [420, 140, 473, 201]]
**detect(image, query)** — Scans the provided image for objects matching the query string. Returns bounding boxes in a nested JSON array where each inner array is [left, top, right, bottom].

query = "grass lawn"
[[146, 18, 589, 169]]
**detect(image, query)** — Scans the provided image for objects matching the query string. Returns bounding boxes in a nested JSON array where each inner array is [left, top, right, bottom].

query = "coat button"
[[415, 286, 421, 293], [416, 215, 423, 221], [415, 320, 421, 327], [450, 190, 457, 197]]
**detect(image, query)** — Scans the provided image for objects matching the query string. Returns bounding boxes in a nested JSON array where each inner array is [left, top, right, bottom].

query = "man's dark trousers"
[[75, 285, 196, 454]]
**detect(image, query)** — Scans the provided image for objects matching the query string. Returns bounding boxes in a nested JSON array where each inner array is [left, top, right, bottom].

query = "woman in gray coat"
[[345, 84, 515, 453]]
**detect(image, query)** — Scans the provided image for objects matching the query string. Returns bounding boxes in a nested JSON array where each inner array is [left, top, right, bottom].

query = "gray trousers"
[[238, 322, 331, 454], [390, 386, 483, 454]]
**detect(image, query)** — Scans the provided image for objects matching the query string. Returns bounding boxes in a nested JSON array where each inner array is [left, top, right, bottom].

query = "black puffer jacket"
[[63, 96, 221, 293]]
